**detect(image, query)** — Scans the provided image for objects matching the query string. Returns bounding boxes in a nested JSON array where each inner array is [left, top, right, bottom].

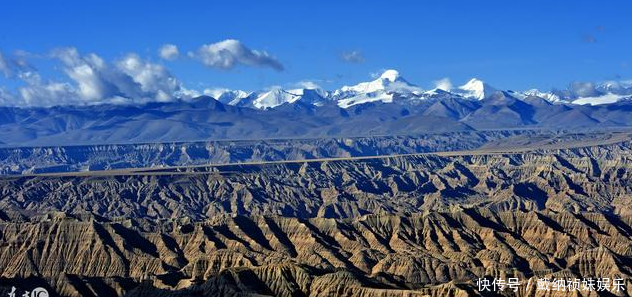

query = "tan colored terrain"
[[1, 211, 631, 296], [4, 139, 632, 218], [2, 135, 632, 296]]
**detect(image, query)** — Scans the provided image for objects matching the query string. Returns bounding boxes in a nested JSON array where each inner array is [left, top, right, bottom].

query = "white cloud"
[[19, 81, 76, 106], [0, 87, 17, 105], [340, 50, 365, 64], [190, 39, 284, 71], [292, 80, 321, 89], [621, 79, 632, 87], [52, 47, 194, 104], [117, 53, 181, 102], [7, 70, 77, 106], [569, 81, 599, 97], [159, 44, 179, 60], [0, 50, 32, 78], [202, 88, 250, 104], [0, 51, 10, 77], [433, 78, 453, 91], [203, 88, 229, 98], [0, 47, 199, 107], [52, 47, 153, 103], [53, 48, 124, 101]]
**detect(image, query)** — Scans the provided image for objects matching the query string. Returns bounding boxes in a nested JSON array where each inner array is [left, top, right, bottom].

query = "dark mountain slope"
[[2, 94, 632, 147]]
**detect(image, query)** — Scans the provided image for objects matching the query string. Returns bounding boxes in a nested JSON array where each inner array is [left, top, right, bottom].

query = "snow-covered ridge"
[[454, 78, 497, 100], [332, 69, 425, 108], [203, 89, 251, 105], [521, 89, 562, 103], [521, 80, 632, 105], [204, 69, 632, 109]]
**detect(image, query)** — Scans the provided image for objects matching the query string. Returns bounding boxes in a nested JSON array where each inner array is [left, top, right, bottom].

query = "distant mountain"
[[519, 89, 563, 103], [453, 78, 497, 100], [201, 70, 632, 108], [3, 91, 632, 146], [331, 69, 424, 108], [203, 89, 251, 105], [520, 81, 632, 105], [2, 69, 632, 146], [245, 88, 303, 109], [213, 87, 330, 110]]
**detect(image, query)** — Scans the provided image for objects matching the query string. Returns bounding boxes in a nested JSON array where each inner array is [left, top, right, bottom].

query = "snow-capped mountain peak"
[[333, 69, 424, 108], [202, 73, 632, 110], [456, 78, 497, 100], [204, 88, 251, 105], [340, 69, 404, 94], [380, 69, 401, 82], [252, 88, 303, 109], [226, 85, 330, 109], [522, 89, 562, 103]]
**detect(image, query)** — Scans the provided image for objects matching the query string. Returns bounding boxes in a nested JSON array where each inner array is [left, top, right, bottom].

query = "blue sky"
[[0, 0, 630, 105]]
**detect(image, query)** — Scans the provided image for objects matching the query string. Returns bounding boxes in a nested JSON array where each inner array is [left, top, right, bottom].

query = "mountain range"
[[2, 69, 632, 147], [208, 69, 632, 109]]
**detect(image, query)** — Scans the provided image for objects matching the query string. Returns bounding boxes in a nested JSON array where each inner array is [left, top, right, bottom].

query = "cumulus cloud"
[[433, 78, 453, 91], [55, 48, 194, 104], [0, 47, 198, 107], [52, 47, 132, 102], [117, 53, 181, 101], [0, 87, 17, 105], [18, 80, 77, 106], [0, 51, 10, 77], [189, 39, 284, 71], [159, 44, 179, 60], [203, 88, 229, 98], [0, 68, 78, 106], [0, 50, 32, 78], [340, 50, 365, 63], [292, 80, 321, 89], [569, 81, 600, 97]]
